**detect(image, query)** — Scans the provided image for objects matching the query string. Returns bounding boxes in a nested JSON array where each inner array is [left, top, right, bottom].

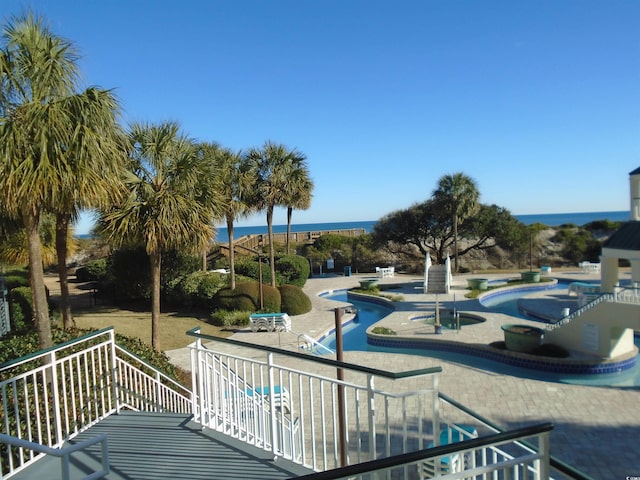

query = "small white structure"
[[376, 266, 395, 278], [579, 261, 601, 274]]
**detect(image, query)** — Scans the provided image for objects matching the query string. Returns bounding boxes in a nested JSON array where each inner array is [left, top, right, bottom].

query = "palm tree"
[[245, 141, 307, 287], [51, 88, 127, 329], [0, 213, 23, 259], [432, 172, 479, 272], [0, 212, 61, 267], [0, 13, 82, 348], [283, 158, 313, 255], [98, 121, 218, 351], [196, 143, 222, 271], [205, 144, 254, 289]]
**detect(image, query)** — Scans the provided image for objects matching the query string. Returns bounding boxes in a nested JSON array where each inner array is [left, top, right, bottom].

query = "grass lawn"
[[46, 274, 233, 352], [71, 307, 233, 352]]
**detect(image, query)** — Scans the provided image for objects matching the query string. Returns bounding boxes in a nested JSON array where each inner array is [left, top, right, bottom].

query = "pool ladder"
[[297, 333, 334, 355]]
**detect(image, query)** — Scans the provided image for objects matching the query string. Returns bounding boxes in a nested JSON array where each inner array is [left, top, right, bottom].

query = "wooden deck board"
[[10, 411, 313, 480]]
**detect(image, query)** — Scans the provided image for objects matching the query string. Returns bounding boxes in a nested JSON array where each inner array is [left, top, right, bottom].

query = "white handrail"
[[189, 335, 441, 471], [546, 294, 609, 330], [296, 332, 334, 355], [0, 432, 109, 480], [547, 286, 640, 331], [1, 328, 192, 478]]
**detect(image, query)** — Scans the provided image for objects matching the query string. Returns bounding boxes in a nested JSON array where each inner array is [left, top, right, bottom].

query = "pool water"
[[320, 293, 392, 351], [320, 291, 640, 388], [418, 313, 484, 330], [480, 279, 586, 320]]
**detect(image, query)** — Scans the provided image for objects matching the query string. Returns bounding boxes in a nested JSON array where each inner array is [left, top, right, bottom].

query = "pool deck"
[[166, 269, 640, 479]]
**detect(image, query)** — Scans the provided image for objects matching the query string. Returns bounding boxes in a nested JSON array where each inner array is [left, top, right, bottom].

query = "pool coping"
[[366, 331, 639, 375]]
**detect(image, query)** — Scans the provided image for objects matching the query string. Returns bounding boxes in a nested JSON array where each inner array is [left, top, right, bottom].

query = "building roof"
[[603, 221, 640, 251], [630, 167, 640, 175]]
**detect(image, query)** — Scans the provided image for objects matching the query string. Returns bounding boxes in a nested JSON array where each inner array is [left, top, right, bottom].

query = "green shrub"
[[353, 286, 379, 294], [114, 332, 181, 380], [103, 247, 200, 302], [76, 259, 108, 282], [380, 293, 404, 302], [213, 282, 281, 312], [168, 271, 229, 308], [278, 285, 312, 315], [0, 330, 41, 363], [210, 310, 252, 328], [4, 274, 29, 291], [235, 259, 279, 285], [160, 250, 201, 289], [313, 234, 352, 252], [104, 246, 151, 301], [9, 287, 34, 333], [584, 220, 623, 232], [275, 255, 310, 287], [552, 227, 602, 264], [371, 326, 396, 335]]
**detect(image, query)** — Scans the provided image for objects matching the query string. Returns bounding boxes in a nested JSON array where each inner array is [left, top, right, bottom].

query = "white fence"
[[189, 329, 441, 472], [0, 328, 191, 479], [188, 329, 559, 478]]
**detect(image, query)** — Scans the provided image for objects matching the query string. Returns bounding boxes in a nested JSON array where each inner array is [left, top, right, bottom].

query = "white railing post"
[[433, 373, 440, 447], [109, 329, 120, 413], [196, 334, 208, 426], [155, 371, 162, 412], [366, 373, 376, 461], [190, 330, 201, 420], [538, 431, 550, 480], [49, 350, 63, 447], [267, 353, 278, 456]]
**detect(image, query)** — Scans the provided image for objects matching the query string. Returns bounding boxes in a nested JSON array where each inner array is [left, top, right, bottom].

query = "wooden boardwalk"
[[218, 228, 367, 257], [11, 411, 312, 480]]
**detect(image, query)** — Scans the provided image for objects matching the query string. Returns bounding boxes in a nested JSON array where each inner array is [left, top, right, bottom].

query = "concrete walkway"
[[167, 270, 640, 479]]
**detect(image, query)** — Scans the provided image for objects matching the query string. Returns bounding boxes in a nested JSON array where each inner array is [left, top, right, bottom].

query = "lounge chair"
[[249, 313, 292, 332], [244, 385, 291, 413], [423, 424, 478, 478]]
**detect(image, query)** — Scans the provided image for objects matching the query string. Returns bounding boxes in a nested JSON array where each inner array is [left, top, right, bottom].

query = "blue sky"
[[2, 1, 638, 234]]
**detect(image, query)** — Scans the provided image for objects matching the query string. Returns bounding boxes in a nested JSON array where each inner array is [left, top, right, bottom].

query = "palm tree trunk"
[[23, 209, 53, 349], [286, 206, 293, 255], [227, 216, 236, 290], [267, 206, 276, 287], [56, 213, 74, 329], [150, 250, 162, 351]]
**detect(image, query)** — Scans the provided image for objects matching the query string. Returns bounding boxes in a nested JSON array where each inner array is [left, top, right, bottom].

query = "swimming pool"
[[320, 291, 640, 387], [478, 279, 593, 321]]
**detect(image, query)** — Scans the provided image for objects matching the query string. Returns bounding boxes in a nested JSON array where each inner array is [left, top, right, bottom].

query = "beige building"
[[545, 167, 640, 359]]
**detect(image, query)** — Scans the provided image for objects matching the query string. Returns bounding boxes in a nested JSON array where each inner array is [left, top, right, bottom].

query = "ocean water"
[[214, 210, 629, 243]]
